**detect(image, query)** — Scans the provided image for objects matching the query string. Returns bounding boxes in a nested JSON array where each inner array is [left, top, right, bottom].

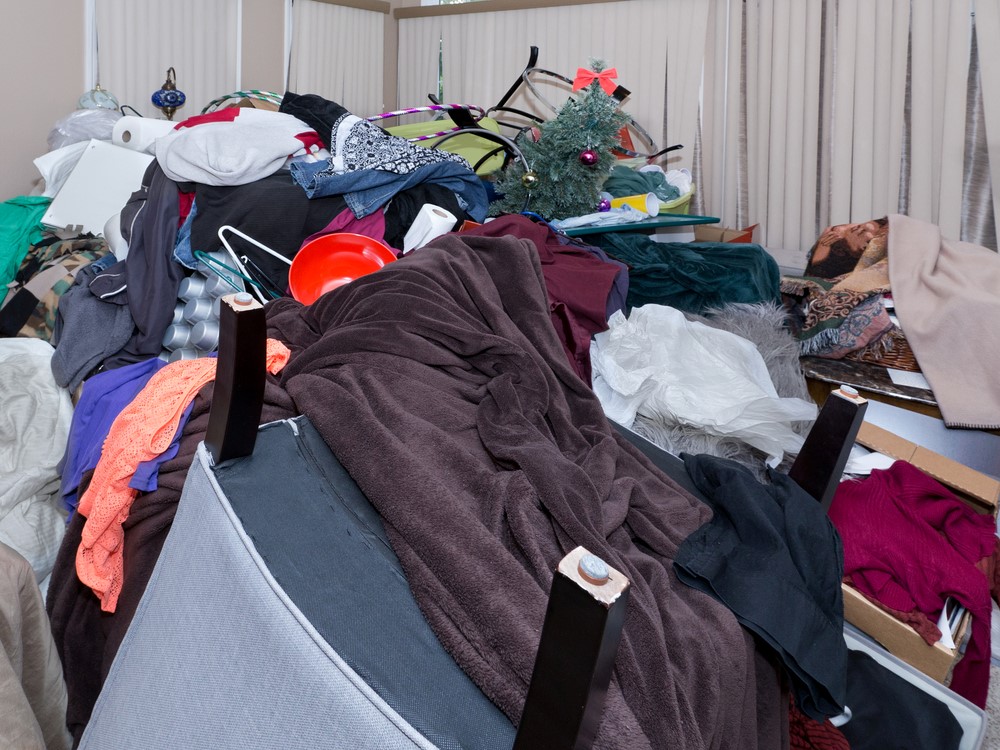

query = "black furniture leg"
[[513, 546, 631, 750], [788, 386, 869, 510], [204, 291, 267, 464]]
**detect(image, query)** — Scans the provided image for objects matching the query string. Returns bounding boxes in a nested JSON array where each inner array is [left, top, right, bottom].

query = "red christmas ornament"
[[579, 149, 599, 166]]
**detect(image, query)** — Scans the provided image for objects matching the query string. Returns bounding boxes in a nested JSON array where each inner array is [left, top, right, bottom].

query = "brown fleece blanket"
[[888, 214, 1000, 428], [267, 233, 782, 749]]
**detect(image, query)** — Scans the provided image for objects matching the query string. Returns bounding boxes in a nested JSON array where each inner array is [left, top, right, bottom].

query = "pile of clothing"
[[264, 230, 797, 749], [6, 84, 958, 750], [782, 215, 1000, 429], [781, 218, 907, 366]]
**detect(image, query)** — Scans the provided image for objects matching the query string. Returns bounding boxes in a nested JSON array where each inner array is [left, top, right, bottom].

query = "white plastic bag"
[[47, 108, 122, 151], [33, 141, 89, 198], [590, 305, 817, 465]]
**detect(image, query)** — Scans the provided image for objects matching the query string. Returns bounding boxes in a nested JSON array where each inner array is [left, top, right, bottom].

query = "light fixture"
[[78, 84, 119, 111], [152, 67, 187, 121], [79, 0, 119, 111]]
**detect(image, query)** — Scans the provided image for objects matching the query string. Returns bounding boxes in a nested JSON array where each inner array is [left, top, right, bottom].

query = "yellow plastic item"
[[385, 117, 506, 176], [659, 184, 695, 215]]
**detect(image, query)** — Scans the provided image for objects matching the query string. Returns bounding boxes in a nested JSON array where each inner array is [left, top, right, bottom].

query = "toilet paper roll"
[[610, 193, 661, 216], [103, 212, 129, 260], [402, 203, 458, 254], [112, 116, 176, 154]]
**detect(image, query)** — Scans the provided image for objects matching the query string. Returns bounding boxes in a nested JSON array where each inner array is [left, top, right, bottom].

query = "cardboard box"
[[229, 97, 280, 112], [840, 419, 998, 683], [693, 224, 758, 244], [842, 585, 970, 684]]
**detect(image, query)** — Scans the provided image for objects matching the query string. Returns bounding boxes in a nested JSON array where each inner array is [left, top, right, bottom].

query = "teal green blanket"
[[592, 232, 780, 314], [603, 165, 681, 202], [0, 196, 51, 288]]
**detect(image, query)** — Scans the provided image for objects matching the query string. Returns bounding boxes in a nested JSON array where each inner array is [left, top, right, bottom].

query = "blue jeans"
[[290, 160, 488, 222], [172, 202, 199, 269]]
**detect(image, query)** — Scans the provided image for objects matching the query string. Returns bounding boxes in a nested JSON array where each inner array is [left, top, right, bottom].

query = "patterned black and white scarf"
[[328, 112, 468, 175]]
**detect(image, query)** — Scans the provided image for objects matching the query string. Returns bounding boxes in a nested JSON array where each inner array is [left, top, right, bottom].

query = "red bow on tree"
[[572, 67, 619, 95]]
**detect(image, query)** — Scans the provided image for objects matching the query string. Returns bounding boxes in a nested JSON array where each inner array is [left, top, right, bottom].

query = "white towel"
[[154, 108, 324, 186]]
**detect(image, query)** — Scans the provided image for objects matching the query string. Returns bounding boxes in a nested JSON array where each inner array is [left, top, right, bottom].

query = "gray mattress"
[[79, 417, 513, 750]]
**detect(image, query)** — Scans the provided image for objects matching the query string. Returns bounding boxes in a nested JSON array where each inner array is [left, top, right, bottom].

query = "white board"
[[41, 139, 153, 235]]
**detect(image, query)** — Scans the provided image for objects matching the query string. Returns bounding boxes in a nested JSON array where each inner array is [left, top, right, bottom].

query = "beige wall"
[[0, 1, 85, 199], [242, 0, 288, 93]]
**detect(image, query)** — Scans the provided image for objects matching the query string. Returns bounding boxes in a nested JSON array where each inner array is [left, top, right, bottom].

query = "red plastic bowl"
[[288, 233, 397, 305]]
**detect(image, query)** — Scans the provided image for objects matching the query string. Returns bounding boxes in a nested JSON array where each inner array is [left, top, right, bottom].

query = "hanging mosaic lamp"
[[79, 3, 119, 111], [78, 83, 120, 111], [152, 67, 186, 120]]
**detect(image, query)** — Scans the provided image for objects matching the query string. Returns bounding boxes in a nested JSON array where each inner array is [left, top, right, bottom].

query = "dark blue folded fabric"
[[675, 453, 848, 721], [841, 650, 963, 750]]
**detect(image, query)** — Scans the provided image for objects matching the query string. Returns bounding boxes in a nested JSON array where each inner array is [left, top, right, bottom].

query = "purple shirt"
[[60, 358, 193, 514]]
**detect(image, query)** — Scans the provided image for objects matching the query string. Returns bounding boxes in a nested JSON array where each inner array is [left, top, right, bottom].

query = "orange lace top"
[[76, 339, 291, 612]]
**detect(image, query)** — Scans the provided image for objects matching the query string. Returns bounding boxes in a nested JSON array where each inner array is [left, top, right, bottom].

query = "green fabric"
[[592, 232, 781, 314], [0, 197, 51, 288], [603, 165, 681, 202]]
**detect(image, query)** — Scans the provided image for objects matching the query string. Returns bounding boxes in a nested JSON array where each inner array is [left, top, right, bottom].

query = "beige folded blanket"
[[888, 214, 1000, 428]]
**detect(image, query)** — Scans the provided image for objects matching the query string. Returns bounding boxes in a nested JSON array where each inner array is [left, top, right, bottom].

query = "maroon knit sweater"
[[828, 460, 996, 707], [788, 695, 849, 750]]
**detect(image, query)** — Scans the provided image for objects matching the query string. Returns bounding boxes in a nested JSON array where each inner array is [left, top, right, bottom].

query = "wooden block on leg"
[[513, 547, 631, 750]]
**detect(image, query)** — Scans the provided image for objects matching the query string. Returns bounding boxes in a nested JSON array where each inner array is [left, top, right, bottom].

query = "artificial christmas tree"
[[492, 60, 629, 220]]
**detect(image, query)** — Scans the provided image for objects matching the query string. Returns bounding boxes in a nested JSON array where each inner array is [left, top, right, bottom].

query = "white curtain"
[[960, 12, 997, 249], [288, 0, 387, 117], [825, 0, 909, 229], [86, 0, 1000, 262], [697, 0, 744, 225], [900, 0, 971, 240], [662, 1, 712, 171], [95, 0, 241, 118], [696, 0, 996, 268], [744, 0, 824, 258]]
